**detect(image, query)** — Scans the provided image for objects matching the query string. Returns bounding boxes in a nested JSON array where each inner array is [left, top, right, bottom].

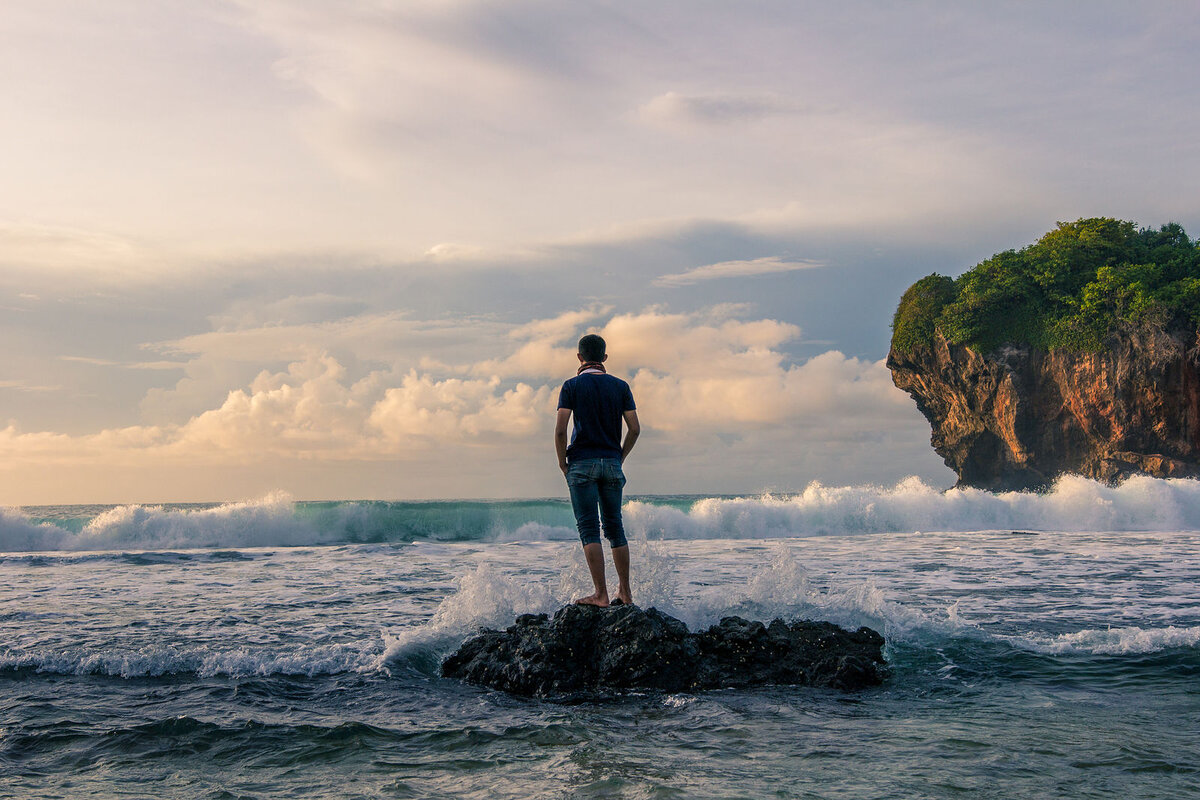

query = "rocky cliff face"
[[887, 326, 1200, 491]]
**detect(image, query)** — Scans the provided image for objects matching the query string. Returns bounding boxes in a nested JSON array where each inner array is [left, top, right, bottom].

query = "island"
[[888, 218, 1200, 491]]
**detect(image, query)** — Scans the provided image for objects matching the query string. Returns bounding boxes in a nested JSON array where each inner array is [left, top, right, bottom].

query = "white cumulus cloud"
[[0, 306, 944, 500]]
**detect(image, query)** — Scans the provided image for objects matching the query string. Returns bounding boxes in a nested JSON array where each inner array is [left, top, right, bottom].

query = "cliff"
[[888, 218, 1200, 490], [887, 326, 1200, 490]]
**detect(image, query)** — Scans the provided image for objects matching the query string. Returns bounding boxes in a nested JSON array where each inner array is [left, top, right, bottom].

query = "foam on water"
[[0, 641, 376, 679], [625, 474, 1200, 539], [1, 493, 321, 552], [375, 538, 683, 670], [0, 507, 74, 552], [659, 543, 964, 641], [375, 540, 954, 674], [1018, 624, 1200, 655], [375, 534, 1200, 677], [375, 563, 557, 670], [75, 492, 322, 550], [9, 475, 1200, 553], [492, 521, 577, 542]]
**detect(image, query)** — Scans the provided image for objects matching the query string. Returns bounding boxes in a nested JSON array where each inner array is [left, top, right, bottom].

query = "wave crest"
[[1021, 625, 1200, 655], [8, 473, 1200, 553], [626, 474, 1200, 539]]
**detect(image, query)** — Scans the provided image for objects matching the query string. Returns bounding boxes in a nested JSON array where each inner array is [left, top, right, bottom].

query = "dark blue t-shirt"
[[557, 373, 636, 462]]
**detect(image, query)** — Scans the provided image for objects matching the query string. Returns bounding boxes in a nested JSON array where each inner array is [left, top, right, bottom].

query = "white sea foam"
[[374, 561, 560, 669], [0, 507, 74, 551], [373, 539, 951, 673], [493, 522, 577, 542], [2, 492, 325, 553], [627, 474, 1200, 538], [8, 473, 1200, 554], [1019, 624, 1200, 655], [375, 538, 683, 669], [0, 642, 375, 678], [74, 491, 320, 550], [690, 546, 1200, 656], [662, 543, 962, 641]]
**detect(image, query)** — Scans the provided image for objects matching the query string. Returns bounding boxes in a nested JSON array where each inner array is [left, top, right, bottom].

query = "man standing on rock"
[[555, 333, 640, 607]]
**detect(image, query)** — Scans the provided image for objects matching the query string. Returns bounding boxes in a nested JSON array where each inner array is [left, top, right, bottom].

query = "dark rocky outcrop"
[[888, 327, 1200, 491], [441, 603, 886, 697]]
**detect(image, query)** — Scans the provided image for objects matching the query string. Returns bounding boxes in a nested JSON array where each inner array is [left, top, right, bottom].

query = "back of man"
[[554, 334, 640, 607]]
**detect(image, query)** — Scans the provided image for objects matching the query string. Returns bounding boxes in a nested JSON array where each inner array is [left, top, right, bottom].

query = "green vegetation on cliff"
[[891, 218, 1200, 354]]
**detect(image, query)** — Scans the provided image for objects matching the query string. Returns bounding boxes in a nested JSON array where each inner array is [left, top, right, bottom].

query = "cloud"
[[59, 356, 186, 371], [3, 0, 1198, 277], [467, 306, 804, 381], [468, 307, 610, 379], [208, 294, 370, 330], [0, 222, 158, 276], [0, 380, 60, 393], [208, 0, 1067, 244], [424, 242, 488, 262], [640, 91, 808, 126], [0, 307, 934, 499], [5, 1, 1196, 504], [370, 373, 553, 443], [653, 256, 824, 288], [153, 311, 510, 366]]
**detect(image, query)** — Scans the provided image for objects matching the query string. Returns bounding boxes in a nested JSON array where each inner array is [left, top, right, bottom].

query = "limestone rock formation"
[[887, 326, 1200, 491], [441, 603, 887, 697]]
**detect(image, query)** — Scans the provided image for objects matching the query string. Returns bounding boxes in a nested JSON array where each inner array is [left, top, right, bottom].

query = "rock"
[[441, 604, 886, 697], [887, 327, 1200, 491]]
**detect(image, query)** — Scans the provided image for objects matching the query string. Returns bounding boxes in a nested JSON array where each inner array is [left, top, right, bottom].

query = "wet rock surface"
[[887, 327, 1200, 491], [441, 604, 887, 697]]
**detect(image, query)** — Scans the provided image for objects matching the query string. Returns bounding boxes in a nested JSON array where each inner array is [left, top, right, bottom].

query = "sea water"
[[2, 475, 1199, 799]]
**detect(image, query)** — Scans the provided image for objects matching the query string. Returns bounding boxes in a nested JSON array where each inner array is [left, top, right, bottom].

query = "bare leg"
[[611, 544, 632, 605], [575, 542, 609, 606]]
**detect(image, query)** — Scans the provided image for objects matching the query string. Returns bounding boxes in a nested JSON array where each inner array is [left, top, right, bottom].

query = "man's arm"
[[554, 407, 572, 475], [620, 409, 640, 463]]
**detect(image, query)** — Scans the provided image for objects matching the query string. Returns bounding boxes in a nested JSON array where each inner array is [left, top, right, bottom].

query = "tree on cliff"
[[889, 218, 1200, 491], [892, 218, 1200, 355]]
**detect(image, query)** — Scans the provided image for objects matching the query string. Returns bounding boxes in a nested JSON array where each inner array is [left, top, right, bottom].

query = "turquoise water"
[[2, 480, 1199, 798]]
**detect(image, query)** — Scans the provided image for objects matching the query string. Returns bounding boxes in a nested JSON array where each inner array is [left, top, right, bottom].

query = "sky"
[[2, 1, 1199, 504]]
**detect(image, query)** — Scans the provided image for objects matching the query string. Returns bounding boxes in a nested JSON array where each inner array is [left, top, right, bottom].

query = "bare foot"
[[574, 592, 609, 607], [614, 589, 633, 606]]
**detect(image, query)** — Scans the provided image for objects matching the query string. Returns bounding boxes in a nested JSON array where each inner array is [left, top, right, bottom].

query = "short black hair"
[[578, 334, 606, 362]]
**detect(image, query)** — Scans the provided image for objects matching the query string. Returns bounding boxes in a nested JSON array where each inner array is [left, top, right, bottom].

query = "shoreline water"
[[3, 483, 1199, 798]]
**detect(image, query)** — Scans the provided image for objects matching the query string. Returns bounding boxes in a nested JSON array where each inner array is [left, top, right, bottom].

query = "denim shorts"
[[565, 457, 628, 548]]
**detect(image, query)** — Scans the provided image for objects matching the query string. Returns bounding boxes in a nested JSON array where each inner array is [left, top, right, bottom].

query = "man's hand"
[[555, 407, 572, 477], [620, 409, 640, 463]]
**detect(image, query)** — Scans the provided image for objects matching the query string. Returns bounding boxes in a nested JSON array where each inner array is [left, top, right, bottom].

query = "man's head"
[[578, 334, 607, 363]]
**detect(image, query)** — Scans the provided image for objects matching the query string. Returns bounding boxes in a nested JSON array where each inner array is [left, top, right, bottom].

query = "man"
[[555, 333, 640, 607]]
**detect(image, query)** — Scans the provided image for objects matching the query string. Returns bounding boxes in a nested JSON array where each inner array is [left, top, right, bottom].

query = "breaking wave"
[[1017, 624, 1200, 655], [626, 474, 1200, 538], [7, 473, 1200, 553], [0, 641, 376, 679]]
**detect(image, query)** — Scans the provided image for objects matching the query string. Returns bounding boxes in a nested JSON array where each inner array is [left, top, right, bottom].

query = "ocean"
[[2, 475, 1199, 799]]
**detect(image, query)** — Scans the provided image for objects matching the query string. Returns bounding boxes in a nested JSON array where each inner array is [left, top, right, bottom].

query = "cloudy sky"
[[2, 1, 1198, 504]]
